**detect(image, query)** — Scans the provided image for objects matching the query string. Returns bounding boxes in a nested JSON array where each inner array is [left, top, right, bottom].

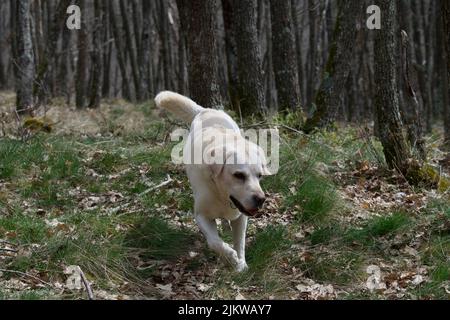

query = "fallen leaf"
[[366, 265, 386, 292], [64, 265, 83, 290]]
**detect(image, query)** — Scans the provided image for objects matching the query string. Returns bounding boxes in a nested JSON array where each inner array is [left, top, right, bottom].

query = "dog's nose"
[[253, 195, 266, 208]]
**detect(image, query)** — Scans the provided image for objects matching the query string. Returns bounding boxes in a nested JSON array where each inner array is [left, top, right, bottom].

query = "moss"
[[23, 117, 54, 133]]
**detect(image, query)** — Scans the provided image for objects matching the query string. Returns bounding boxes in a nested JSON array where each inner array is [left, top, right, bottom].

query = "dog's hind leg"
[[195, 214, 239, 268], [231, 215, 248, 272]]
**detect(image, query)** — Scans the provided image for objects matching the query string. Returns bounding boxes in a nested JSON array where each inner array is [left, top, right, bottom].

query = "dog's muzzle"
[[230, 196, 264, 218]]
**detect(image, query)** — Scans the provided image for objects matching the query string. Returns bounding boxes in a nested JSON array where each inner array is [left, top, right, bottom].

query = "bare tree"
[[177, 0, 222, 108], [303, 0, 363, 133], [34, 0, 71, 106], [232, 0, 266, 116], [88, 0, 104, 108], [16, 0, 35, 115], [110, 0, 131, 101], [119, 0, 141, 101], [139, 0, 153, 100], [0, 1, 6, 89], [442, 0, 450, 146], [222, 0, 239, 109], [374, 0, 419, 179], [269, 0, 301, 113], [75, 0, 88, 109]]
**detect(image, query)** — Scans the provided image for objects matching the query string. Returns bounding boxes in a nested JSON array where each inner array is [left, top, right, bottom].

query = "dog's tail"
[[155, 91, 204, 123]]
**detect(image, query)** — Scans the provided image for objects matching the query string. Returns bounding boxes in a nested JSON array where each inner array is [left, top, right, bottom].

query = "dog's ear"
[[262, 164, 272, 176], [208, 147, 235, 177], [256, 146, 273, 176]]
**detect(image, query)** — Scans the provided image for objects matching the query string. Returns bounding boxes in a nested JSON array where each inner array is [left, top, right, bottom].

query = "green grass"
[[293, 251, 363, 286], [124, 216, 196, 261], [1, 111, 449, 300], [209, 225, 292, 298], [0, 289, 55, 300], [413, 236, 450, 299], [308, 212, 411, 247], [0, 213, 47, 244], [0, 137, 46, 179], [309, 225, 343, 245], [288, 174, 337, 223], [246, 225, 290, 275], [90, 152, 125, 175], [344, 212, 411, 246]]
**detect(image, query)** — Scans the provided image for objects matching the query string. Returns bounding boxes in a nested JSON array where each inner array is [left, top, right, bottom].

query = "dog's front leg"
[[195, 214, 239, 267], [231, 214, 248, 272]]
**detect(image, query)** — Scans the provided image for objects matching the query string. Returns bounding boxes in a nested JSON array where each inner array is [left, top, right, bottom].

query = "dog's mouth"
[[230, 196, 262, 218]]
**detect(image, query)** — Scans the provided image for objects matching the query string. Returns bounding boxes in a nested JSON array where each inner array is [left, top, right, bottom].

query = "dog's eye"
[[233, 172, 246, 181], [257, 174, 263, 180]]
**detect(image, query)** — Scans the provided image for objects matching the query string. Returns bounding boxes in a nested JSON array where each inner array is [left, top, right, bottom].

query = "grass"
[[344, 212, 411, 246], [299, 212, 413, 288], [124, 216, 197, 261], [413, 235, 450, 299], [246, 225, 290, 275], [208, 225, 292, 298], [287, 173, 337, 223], [294, 251, 364, 286], [1, 102, 449, 299]]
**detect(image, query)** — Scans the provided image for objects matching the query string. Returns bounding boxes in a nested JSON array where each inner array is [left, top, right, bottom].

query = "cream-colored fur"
[[155, 91, 269, 272]]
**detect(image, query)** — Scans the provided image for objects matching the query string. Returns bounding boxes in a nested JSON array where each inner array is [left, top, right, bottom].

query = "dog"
[[155, 91, 270, 272]]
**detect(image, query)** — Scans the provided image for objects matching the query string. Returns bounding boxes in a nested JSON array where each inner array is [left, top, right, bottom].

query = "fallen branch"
[[0, 240, 16, 246], [77, 267, 95, 300], [0, 248, 18, 253], [139, 175, 173, 197], [0, 268, 52, 287]]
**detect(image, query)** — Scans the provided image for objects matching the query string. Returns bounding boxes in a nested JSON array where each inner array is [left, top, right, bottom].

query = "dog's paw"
[[235, 260, 248, 273], [221, 244, 239, 266]]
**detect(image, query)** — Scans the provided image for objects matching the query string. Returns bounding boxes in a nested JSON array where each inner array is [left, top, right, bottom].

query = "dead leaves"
[[64, 265, 83, 290], [364, 264, 429, 298], [79, 192, 125, 212], [295, 280, 336, 300], [366, 265, 386, 292]]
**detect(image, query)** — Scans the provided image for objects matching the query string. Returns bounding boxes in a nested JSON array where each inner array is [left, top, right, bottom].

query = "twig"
[[77, 267, 95, 300], [139, 175, 173, 197], [0, 268, 52, 287], [0, 248, 18, 253], [0, 239, 15, 246]]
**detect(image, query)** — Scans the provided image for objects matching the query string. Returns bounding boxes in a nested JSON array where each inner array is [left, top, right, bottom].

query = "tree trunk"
[[56, 25, 72, 105], [398, 30, 426, 160], [303, 0, 363, 133], [34, 0, 70, 106], [16, 0, 35, 115], [102, 0, 112, 98], [177, 0, 222, 108], [306, 0, 317, 110], [442, 0, 450, 146], [177, 1, 187, 95], [291, 0, 304, 106], [139, 0, 154, 100], [374, 0, 417, 178], [269, 0, 301, 113], [75, 0, 88, 109], [232, 0, 266, 116], [119, 0, 142, 101], [222, 0, 239, 110], [0, 0, 5, 89], [88, 0, 103, 108], [110, 0, 131, 101], [158, 0, 172, 91]]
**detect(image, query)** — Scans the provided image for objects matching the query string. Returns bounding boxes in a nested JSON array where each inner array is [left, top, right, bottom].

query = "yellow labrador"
[[155, 91, 270, 272]]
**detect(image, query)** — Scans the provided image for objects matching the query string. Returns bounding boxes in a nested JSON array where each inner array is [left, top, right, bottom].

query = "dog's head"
[[208, 139, 271, 218]]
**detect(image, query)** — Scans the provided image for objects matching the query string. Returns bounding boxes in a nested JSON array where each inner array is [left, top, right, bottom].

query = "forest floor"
[[1, 91, 450, 300]]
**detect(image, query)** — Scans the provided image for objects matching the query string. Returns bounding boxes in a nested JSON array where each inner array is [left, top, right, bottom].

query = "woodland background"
[[0, 0, 450, 300]]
